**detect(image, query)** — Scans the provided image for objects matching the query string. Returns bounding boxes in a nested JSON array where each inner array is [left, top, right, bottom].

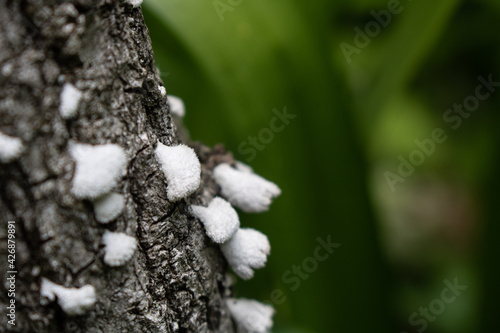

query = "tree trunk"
[[0, 0, 235, 331]]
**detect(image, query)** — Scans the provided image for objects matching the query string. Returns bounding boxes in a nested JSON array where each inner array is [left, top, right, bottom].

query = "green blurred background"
[[142, 0, 500, 332]]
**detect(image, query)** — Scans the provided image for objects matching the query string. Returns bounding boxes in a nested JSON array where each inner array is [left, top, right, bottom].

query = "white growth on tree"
[[159, 85, 166, 96], [167, 95, 185, 118], [234, 160, 254, 174], [191, 197, 240, 244], [124, 0, 143, 7], [40, 278, 96, 316], [0, 131, 24, 163], [93, 192, 125, 223], [59, 83, 82, 119], [226, 298, 275, 333], [102, 230, 137, 267], [154, 143, 201, 201], [220, 228, 270, 280], [70, 142, 128, 199], [213, 163, 281, 213]]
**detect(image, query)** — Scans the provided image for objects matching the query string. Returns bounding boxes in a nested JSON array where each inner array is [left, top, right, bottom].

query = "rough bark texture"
[[0, 0, 236, 332]]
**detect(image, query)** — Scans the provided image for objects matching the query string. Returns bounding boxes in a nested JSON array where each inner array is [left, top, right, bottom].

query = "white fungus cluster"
[[102, 231, 137, 267], [125, 0, 143, 7], [70, 142, 128, 199], [155, 143, 201, 201], [93, 192, 125, 224], [167, 95, 185, 118], [159, 85, 167, 96], [191, 197, 240, 244], [39, 88, 279, 330], [226, 298, 275, 333], [41, 278, 96, 316], [209, 161, 279, 331], [221, 228, 270, 280], [213, 163, 281, 213], [234, 160, 254, 174], [59, 83, 82, 119], [0, 131, 24, 163]]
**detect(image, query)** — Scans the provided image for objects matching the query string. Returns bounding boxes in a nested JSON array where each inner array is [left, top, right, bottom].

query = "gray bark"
[[0, 0, 236, 332]]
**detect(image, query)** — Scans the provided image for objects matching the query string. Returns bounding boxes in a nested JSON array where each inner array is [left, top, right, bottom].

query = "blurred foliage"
[[142, 0, 500, 332]]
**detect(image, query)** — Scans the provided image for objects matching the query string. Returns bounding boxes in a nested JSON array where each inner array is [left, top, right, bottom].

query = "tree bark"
[[0, 0, 235, 331]]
